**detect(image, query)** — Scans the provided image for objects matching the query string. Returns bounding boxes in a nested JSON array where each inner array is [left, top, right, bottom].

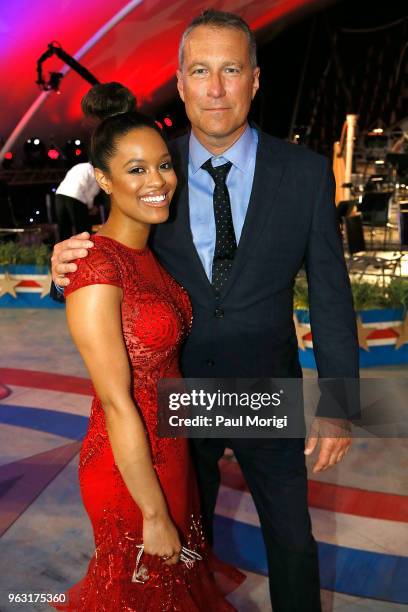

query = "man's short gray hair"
[[178, 9, 258, 69]]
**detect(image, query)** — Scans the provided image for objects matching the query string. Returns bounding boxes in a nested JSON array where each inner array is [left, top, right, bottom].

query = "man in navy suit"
[[51, 10, 358, 611]]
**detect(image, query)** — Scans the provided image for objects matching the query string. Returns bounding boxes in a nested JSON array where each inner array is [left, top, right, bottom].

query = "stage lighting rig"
[[24, 138, 46, 167], [36, 41, 99, 92], [64, 138, 87, 164]]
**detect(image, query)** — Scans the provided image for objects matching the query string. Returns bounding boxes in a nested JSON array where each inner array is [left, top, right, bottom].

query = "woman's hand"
[[143, 513, 182, 566]]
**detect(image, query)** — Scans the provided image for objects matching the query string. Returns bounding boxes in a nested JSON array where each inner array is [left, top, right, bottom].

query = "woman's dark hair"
[[90, 112, 164, 172], [82, 83, 164, 172], [81, 82, 137, 120]]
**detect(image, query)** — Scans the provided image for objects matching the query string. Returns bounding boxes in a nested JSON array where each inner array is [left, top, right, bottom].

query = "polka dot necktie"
[[202, 159, 237, 293]]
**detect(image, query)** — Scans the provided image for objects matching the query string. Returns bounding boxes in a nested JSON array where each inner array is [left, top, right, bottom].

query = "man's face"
[[177, 25, 260, 144]]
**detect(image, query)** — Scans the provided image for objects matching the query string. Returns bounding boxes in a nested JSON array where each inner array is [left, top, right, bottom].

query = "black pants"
[[190, 438, 322, 612], [55, 194, 92, 241]]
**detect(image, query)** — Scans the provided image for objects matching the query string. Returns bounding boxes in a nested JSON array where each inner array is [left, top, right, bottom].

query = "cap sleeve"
[[65, 243, 122, 297]]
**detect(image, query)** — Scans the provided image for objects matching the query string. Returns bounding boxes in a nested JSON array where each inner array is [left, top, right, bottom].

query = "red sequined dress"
[[52, 235, 243, 611]]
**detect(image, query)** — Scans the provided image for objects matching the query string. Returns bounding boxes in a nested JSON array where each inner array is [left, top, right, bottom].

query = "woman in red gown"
[[52, 95, 243, 611]]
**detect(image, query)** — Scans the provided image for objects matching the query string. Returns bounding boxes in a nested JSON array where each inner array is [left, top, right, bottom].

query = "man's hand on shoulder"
[[304, 417, 351, 473], [51, 231, 94, 287]]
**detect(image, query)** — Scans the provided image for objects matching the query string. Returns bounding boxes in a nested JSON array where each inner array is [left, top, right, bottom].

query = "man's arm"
[[50, 231, 94, 301], [305, 158, 359, 378], [303, 158, 359, 472]]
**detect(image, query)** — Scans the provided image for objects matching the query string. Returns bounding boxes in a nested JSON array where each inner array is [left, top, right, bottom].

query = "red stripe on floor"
[[308, 479, 408, 522], [219, 458, 408, 522], [0, 368, 93, 396]]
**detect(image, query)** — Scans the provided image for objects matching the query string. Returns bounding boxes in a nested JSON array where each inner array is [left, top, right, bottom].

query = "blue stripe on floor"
[[0, 404, 87, 439], [318, 540, 408, 604], [214, 515, 408, 604]]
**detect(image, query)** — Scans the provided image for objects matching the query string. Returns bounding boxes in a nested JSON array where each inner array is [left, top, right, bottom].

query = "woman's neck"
[[96, 215, 150, 250]]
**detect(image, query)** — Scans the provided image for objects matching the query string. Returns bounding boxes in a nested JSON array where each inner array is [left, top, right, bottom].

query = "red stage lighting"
[[2, 151, 13, 169], [75, 148, 82, 156], [164, 117, 173, 127], [48, 148, 60, 160], [155, 120, 163, 130]]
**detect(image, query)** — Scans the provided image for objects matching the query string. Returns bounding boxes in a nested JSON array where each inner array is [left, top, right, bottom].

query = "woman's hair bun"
[[81, 82, 137, 121]]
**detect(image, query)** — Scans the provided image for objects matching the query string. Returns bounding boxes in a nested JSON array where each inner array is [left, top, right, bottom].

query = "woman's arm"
[[66, 284, 181, 562]]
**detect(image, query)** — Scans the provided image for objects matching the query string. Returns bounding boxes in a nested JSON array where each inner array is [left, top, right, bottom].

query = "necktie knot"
[[202, 159, 232, 185]]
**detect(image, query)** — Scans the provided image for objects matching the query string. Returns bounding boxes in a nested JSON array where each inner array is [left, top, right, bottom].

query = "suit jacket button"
[[206, 359, 215, 367], [214, 308, 224, 318]]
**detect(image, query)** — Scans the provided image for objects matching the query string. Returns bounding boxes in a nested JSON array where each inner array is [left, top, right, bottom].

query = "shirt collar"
[[189, 123, 255, 174]]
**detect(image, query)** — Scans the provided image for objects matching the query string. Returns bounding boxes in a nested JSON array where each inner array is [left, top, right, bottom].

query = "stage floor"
[[0, 308, 407, 611]]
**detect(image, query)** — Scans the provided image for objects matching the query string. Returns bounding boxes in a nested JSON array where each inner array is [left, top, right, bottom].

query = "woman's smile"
[[139, 192, 170, 207]]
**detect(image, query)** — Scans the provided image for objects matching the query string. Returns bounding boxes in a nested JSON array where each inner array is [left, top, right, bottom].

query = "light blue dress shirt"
[[188, 124, 258, 281]]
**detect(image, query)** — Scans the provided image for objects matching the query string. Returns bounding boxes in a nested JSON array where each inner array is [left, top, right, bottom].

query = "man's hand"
[[51, 232, 94, 287], [304, 417, 351, 473]]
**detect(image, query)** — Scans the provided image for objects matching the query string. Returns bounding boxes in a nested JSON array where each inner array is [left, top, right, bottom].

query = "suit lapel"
[[220, 131, 285, 300]]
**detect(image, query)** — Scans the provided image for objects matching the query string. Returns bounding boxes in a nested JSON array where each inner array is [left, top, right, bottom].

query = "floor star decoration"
[[38, 273, 52, 299], [392, 313, 408, 350], [0, 272, 20, 298], [356, 316, 371, 352]]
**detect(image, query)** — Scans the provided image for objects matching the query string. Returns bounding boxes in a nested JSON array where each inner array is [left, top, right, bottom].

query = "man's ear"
[[176, 70, 185, 102], [94, 168, 112, 195], [252, 67, 260, 100]]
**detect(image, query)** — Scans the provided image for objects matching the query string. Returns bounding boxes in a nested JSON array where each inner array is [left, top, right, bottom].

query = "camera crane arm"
[[36, 42, 99, 91]]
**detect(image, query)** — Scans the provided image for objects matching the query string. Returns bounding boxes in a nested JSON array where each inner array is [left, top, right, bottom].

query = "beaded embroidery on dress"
[[52, 235, 244, 611]]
